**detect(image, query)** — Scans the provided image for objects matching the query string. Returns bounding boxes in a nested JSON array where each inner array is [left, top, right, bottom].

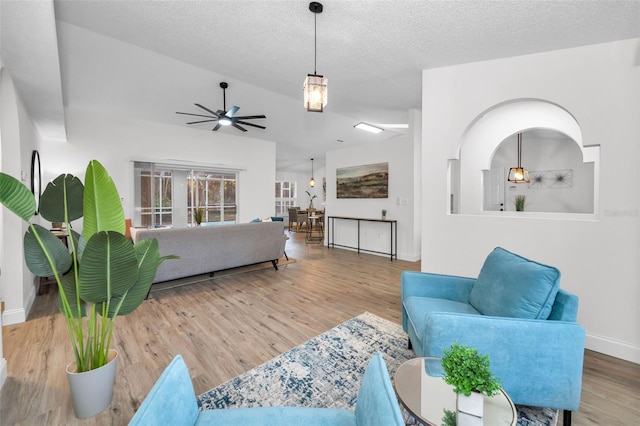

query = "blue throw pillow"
[[250, 218, 261, 223], [469, 247, 560, 320]]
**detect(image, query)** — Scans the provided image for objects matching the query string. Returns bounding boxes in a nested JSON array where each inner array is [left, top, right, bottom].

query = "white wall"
[[326, 120, 421, 262], [422, 39, 640, 363], [0, 17, 6, 387], [1, 69, 39, 327], [39, 107, 276, 227]]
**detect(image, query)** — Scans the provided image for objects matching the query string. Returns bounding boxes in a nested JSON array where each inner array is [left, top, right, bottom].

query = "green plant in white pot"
[[0, 160, 177, 418], [441, 342, 501, 421]]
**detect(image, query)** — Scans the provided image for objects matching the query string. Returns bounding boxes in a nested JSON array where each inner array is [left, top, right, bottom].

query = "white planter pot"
[[457, 391, 484, 418], [66, 349, 118, 418], [456, 410, 484, 426]]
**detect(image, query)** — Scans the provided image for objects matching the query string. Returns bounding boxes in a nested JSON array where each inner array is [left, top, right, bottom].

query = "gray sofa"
[[131, 222, 287, 283]]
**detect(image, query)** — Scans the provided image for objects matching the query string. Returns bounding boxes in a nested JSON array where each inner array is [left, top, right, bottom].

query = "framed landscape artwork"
[[336, 162, 388, 198]]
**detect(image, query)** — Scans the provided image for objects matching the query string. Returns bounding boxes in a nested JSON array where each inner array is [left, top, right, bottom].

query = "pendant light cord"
[[314, 11, 317, 74]]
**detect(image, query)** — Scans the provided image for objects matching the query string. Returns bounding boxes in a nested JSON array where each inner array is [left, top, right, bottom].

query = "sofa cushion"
[[469, 247, 560, 320], [404, 296, 481, 340]]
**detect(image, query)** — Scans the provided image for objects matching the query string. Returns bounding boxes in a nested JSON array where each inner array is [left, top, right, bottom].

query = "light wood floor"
[[1, 232, 638, 425]]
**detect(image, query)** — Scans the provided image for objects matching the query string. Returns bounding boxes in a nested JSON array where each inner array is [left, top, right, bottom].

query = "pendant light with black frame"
[[507, 132, 530, 183], [303, 2, 328, 112], [309, 158, 316, 187]]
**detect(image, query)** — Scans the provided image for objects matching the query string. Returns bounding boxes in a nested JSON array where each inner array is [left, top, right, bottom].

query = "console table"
[[327, 216, 397, 261]]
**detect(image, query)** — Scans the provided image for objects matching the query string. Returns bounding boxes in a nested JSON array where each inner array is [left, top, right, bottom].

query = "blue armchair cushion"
[[130, 353, 403, 425], [354, 352, 405, 426], [469, 247, 560, 320], [129, 355, 199, 425], [198, 407, 356, 425]]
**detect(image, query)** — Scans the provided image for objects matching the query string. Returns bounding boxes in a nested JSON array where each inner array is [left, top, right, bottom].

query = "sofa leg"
[[563, 410, 572, 426], [271, 259, 279, 270], [407, 338, 412, 350], [284, 251, 289, 261]]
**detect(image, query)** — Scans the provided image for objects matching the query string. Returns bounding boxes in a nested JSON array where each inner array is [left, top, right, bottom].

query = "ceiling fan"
[[176, 82, 266, 132]]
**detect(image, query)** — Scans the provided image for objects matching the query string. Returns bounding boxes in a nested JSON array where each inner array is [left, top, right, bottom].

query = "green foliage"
[[0, 160, 177, 372], [441, 342, 501, 397], [442, 409, 456, 426], [515, 194, 526, 211], [305, 190, 317, 208], [382, 209, 387, 216], [194, 206, 204, 224]]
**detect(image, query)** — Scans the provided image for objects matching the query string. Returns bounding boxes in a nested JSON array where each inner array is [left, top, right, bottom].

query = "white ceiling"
[[3, 0, 639, 172]]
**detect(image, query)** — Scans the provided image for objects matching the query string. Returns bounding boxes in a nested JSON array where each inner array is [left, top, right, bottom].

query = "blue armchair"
[[402, 247, 585, 425], [129, 352, 404, 425]]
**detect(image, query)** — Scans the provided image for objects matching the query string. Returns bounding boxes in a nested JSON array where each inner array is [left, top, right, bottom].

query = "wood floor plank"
[[0, 231, 637, 425]]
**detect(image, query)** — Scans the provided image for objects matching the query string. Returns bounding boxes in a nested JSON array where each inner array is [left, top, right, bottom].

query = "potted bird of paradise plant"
[[0, 160, 177, 418]]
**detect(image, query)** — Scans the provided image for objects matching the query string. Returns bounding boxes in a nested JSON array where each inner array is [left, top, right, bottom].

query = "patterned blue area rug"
[[197, 312, 557, 426]]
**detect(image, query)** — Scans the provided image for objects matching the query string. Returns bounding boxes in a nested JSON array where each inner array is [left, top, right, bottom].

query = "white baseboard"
[[399, 253, 421, 262], [1, 280, 37, 326], [0, 357, 7, 392], [586, 332, 640, 364], [2, 307, 26, 325]]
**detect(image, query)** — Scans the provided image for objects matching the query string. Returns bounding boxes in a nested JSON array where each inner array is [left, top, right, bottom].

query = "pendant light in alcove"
[[507, 133, 530, 183]]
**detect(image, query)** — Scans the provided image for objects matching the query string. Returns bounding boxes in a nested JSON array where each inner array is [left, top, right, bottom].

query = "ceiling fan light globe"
[[219, 117, 232, 126]]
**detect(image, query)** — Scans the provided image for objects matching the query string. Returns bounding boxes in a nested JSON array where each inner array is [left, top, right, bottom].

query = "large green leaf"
[[59, 273, 86, 318], [39, 174, 84, 223], [23, 224, 72, 278], [78, 231, 138, 303], [0, 172, 36, 221], [100, 239, 178, 317], [83, 160, 125, 240]]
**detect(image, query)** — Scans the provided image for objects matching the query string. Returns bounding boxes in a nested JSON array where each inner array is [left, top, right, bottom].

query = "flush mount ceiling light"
[[507, 132, 530, 183], [303, 2, 328, 113], [354, 122, 384, 134], [309, 158, 316, 187]]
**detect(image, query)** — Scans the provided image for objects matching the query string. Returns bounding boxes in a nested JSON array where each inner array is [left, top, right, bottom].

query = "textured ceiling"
[[4, 1, 640, 172]]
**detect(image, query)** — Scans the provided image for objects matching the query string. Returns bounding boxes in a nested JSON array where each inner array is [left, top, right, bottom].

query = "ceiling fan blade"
[[186, 119, 218, 125], [226, 106, 240, 118], [233, 123, 248, 132], [195, 103, 221, 117], [236, 120, 266, 130], [233, 115, 266, 120], [176, 111, 215, 118], [212, 123, 222, 131]]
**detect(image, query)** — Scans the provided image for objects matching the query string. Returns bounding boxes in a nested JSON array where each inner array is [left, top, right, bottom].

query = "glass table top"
[[393, 357, 516, 426]]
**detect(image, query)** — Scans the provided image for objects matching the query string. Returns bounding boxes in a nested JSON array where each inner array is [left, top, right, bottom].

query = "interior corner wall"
[[39, 107, 276, 227], [0, 68, 38, 327], [421, 39, 640, 363], [325, 132, 420, 262]]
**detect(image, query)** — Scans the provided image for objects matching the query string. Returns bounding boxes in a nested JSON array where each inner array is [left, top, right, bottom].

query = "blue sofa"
[[402, 247, 585, 425], [129, 352, 404, 425]]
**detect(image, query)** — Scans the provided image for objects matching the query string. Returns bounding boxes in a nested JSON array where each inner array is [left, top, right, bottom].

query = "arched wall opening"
[[449, 98, 600, 217]]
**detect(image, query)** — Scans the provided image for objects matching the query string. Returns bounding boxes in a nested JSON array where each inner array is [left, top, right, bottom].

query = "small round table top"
[[393, 357, 516, 426]]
